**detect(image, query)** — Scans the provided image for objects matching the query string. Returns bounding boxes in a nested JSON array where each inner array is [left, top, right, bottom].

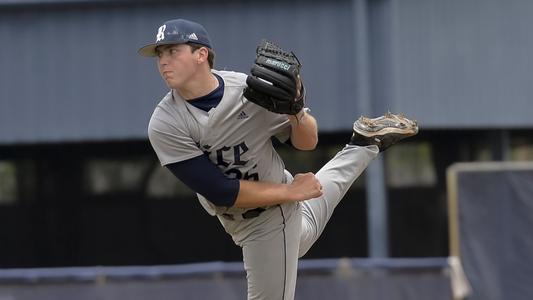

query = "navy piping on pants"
[[278, 205, 287, 300]]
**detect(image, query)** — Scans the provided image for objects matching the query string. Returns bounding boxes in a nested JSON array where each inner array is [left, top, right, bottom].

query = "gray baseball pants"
[[218, 145, 379, 300]]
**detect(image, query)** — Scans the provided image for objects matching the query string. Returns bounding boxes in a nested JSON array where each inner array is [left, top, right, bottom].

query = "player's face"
[[156, 44, 201, 89]]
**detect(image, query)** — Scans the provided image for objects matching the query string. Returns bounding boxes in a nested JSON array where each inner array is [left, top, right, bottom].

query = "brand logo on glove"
[[265, 58, 290, 71]]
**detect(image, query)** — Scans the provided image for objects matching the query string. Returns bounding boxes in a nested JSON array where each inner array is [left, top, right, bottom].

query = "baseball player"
[[139, 18, 418, 300]]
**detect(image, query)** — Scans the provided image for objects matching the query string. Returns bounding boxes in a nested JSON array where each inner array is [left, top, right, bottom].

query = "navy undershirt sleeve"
[[165, 154, 240, 207]]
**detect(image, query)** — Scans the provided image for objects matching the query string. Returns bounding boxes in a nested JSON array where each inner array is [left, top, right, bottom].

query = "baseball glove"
[[243, 39, 305, 115]]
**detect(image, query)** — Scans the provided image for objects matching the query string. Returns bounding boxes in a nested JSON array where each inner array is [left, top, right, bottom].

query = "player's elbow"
[[204, 179, 240, 207], [296, 143, 317, 151], [294, 136, 318, 151]]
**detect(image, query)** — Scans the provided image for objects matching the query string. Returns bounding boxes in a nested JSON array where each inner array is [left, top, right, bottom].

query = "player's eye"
[[170, 48, 179, 55]]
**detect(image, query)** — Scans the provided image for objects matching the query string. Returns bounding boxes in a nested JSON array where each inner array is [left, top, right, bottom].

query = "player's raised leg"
[[298, 113, 418, 257]]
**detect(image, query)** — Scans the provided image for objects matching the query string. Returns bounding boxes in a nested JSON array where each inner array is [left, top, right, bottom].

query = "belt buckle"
[[221, 207, 266, 221], [242, 207, 266, 219]]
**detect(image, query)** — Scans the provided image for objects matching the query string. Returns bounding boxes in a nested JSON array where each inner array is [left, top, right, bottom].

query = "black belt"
[[221, 207, 266, 221]]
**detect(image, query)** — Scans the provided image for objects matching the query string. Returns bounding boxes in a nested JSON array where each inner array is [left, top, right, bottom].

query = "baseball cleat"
[[349, 112, 419, 151]]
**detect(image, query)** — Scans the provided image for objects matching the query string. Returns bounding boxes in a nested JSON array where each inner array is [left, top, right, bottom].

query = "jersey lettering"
[[216, 146, 231, 167], [233, 142, 249, 166], [208, 142, 259, 181]]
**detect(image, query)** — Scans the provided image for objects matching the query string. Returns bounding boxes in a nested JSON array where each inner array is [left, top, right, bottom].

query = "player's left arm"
[[287, 110, 318, 150], [287, 77, 318, 150]]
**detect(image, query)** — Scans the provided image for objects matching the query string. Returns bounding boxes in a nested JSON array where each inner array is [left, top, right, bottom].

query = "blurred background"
[[1, 0, 532, 299]]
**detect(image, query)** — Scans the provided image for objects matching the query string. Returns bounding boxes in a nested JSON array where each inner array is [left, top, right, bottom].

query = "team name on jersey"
[[202, 141, 259, 181]]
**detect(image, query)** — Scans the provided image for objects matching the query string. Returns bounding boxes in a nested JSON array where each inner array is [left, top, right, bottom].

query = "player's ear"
[[200, 47, 209, 61], [197, 47, 209, 64]]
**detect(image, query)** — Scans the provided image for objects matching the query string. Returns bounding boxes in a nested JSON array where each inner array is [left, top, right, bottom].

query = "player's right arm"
[[235, 173, 322, 208], [166, 154, 322, 208]]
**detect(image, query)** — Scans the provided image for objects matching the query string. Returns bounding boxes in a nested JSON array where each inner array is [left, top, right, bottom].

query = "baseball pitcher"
[[139, 18, 418, 300]]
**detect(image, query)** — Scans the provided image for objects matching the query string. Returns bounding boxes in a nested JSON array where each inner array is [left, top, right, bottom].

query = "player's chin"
[[163, 78, 180, 89]]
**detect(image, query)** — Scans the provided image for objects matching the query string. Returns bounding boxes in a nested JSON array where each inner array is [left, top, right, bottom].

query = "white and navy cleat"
[[349, 112, 419, 151]]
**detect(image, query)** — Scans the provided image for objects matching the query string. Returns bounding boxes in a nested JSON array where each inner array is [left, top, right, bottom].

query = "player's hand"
[[288, 172, 323, 202]]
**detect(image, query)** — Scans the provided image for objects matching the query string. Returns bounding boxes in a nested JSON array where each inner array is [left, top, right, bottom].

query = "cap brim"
[[138, 41, 186, 57], [138, 43, 158, 57]]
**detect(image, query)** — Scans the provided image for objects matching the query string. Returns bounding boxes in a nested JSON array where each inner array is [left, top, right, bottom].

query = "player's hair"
[[189, 43, 215, 69]]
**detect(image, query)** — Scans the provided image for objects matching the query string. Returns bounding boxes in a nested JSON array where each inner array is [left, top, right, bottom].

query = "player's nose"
[[157, 52, 171, 66]]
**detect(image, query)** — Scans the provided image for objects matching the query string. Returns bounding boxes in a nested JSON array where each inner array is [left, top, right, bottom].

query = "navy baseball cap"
[[138, 19, 212, 57]]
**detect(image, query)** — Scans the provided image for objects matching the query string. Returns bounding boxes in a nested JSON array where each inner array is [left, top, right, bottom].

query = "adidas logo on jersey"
[[237, 111, 249, 119]]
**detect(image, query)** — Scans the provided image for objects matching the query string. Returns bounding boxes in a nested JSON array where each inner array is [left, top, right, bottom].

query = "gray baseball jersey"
[[148, 70, 290, 216], [148, 69, 379, 300]]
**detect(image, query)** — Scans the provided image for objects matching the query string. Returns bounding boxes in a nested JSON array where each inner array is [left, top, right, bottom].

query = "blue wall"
[[1, 0, 532, 144]]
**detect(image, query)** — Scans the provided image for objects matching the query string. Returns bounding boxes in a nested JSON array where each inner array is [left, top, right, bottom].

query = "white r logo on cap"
[[156, 25, 166, 42]]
